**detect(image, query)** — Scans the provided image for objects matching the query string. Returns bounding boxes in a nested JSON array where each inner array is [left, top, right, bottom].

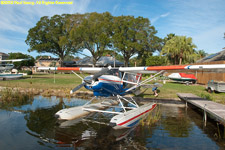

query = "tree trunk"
[[93, 57, 97, 67], [124, 57, 129, 67], [60, 57, 64, 67], [179, 57, 182, 65]]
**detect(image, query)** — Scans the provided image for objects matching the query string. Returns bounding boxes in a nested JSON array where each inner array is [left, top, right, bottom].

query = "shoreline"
[[0, 86, 186, 107], [0, 86, 94, 99]]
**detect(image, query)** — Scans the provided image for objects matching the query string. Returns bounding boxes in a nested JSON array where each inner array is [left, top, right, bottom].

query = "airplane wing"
[[38, 64, 225, 74], [0, 59, 29, 62], [38, 67, 103, 74], [119, 64, 225, 73]]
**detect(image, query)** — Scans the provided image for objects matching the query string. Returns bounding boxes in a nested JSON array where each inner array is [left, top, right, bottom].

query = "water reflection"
[[161, 107, 193, 137], [0, 96, 224, 149]]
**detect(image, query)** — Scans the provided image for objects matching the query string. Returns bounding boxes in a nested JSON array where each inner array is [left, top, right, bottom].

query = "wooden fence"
[[195, 61, 225, 84]]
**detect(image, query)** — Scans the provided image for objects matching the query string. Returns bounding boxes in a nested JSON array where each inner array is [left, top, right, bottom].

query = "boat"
[[168, 73, 197, 84]]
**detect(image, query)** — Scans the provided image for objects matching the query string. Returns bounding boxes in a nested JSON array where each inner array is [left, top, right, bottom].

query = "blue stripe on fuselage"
[[127, 119, 140, 127], [86, 82, 124, 97]]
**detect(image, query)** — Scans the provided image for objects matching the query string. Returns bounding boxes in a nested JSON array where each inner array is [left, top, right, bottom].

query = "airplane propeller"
[[92, 68, 110, 81], [70, 83, 86, 94], [70, 66, 112, 94]]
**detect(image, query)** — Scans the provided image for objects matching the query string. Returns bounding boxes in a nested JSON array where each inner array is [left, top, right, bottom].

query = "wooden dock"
[[177, 93, 225, 125]]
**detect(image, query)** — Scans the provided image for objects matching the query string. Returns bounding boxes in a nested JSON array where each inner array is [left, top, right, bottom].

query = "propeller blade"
[[92, 68, 110, 81], [70, 83, 86, 94]]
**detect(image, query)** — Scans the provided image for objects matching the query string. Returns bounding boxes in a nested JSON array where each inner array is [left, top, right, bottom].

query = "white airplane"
[[38, 64, 225, 129], [0, 59, 29, 72], [0, 59, 29, 79]]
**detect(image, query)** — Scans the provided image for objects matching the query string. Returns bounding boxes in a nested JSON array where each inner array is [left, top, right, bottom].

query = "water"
[[0, 96, 224, 150]]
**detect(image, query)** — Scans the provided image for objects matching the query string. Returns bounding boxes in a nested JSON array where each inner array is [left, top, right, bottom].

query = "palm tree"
[[196, 50, 207, 59], [161, 36, 197, 65]]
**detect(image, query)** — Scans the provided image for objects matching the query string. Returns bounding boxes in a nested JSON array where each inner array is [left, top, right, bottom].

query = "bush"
[[200, 93, 213, 101], [19, 70, 32, 75]]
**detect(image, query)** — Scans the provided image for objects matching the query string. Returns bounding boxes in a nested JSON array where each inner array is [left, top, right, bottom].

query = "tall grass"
[[0, 88, 34, 109], [141, 105, 161, 126]]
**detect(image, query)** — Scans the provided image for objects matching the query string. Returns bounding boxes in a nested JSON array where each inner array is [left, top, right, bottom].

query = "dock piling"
[[177, 93, 225, 127], [203, 104, 207, 126]]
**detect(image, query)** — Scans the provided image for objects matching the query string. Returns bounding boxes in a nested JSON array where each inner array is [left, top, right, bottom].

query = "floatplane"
[[38, 64, 225, 129], [0, 59, 28, 80]]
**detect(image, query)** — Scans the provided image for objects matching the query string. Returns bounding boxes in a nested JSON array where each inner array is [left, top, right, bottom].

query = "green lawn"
[[148, 81, 225, 103], [1, 73, 225, 103], [0, 73, 83, 90]]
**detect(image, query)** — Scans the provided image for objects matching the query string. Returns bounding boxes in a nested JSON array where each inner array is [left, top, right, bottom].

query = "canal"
[[0, 96, 224, 149]]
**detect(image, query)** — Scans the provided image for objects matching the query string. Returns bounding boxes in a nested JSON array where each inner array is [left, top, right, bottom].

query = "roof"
[[0, 52, 9, 57], [38, 58, 60, 61], [196, 50, 225, 63], [76, 56, 124, 67]]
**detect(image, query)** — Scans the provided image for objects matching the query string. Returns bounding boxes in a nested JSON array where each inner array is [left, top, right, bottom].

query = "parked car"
[[206, 80, 225, 93]]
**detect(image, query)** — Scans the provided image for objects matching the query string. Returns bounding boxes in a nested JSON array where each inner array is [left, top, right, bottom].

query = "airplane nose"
[[83, 76, 93, 84], [55, 114, 60, 119], [109, 122, 117, 127]]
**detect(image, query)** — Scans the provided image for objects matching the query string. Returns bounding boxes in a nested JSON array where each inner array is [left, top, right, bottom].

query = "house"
[[76, 56, 124, 67], [0, 52, 9, 61], [194, 50, 225, 84], [34, 56, 124, 73], [34, 56, 60, 73], [196, 50, 225, 63], [62, 61, 76, 67], [35, 56, 60, 67]]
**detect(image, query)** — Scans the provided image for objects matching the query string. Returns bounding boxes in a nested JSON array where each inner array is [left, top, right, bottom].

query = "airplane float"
[[38, 64, 225, 129]]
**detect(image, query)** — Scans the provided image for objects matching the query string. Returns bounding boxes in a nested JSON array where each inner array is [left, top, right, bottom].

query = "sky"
[[0, 0, 225, 58]]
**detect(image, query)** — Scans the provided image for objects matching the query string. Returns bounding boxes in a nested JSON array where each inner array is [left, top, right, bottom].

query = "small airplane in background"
[[38, 64, 225, 129], [0, 58, 28, 72], [0, 58, 29, 80]]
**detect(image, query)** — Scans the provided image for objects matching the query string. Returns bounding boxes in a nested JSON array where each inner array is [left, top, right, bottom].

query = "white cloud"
[[112, 4, 119, 15], [166, 0, 225, 34], [157, 0, 225, 53], [0, 0, 91, 56], [0, 0, 91, 34], [192, 25, 225, 52], [160, 12, 170, 18], [152, 12, 170, 24]]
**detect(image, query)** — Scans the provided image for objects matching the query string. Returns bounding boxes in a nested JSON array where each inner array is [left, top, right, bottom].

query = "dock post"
[[184, 97, 188, 113], [203, 104, 207, 126], [217, 123, 221, 139], [185, 97, 188, 108]]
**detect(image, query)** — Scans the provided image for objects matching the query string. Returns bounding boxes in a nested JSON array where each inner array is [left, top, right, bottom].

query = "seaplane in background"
[[38, 64, 225, 129], [168, 73, 197, 85], [0, 59, 28, 80]]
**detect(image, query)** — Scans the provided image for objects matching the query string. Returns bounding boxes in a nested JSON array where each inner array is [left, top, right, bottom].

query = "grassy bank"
[[0, 88, 34, 109], [0, 73, 225, 103]]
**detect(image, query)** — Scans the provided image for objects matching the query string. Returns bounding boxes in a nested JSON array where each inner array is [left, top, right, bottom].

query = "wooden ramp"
[[177, 93, 225, 125]]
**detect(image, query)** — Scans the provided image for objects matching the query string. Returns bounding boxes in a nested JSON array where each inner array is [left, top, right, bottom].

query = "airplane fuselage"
[[84, 75, 126, 97], [83, 68, 138, 97]]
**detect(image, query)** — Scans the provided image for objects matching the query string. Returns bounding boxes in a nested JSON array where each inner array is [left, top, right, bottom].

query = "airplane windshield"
[[105, 69, 121, 77]]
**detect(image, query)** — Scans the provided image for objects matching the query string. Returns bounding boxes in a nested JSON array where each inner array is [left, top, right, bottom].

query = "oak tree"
[[25, 14, 79, 66]]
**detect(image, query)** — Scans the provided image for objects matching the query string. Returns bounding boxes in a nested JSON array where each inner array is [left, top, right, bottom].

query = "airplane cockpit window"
[[122, 72, 139, 88], [105, 69, 121, 77]]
